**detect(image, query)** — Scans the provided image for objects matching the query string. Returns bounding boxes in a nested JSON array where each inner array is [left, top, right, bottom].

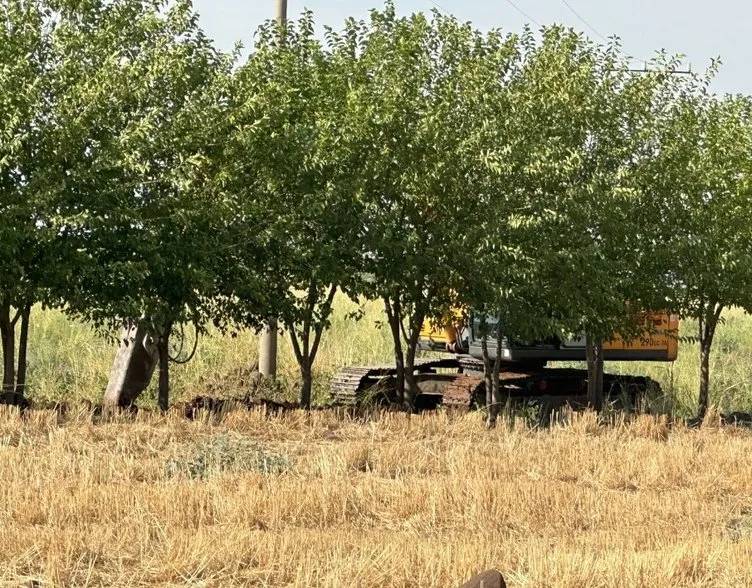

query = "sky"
[[192, 0, 750, 95]]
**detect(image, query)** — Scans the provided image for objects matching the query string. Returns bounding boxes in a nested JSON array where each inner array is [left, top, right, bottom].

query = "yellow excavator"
[[331, 309, 678, 410]]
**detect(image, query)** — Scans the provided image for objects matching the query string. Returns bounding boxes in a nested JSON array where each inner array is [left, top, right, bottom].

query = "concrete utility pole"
[[259, 0, 287, 381], [259, 321, 277, 379], [276, 0, 287, 23]]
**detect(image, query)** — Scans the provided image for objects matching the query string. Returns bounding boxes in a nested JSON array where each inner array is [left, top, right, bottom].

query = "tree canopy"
[[1, 1, 750, 416]]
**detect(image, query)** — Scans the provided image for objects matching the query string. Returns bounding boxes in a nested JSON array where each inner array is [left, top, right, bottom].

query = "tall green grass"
[[24, 296, 394, 407], [20, 298, 752, 416]]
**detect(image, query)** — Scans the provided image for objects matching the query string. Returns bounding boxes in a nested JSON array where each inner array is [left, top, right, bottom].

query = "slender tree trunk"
[[289, 327, 308, 408], [0, 302, 16, 395], [15, 305, 31, 398], [403, 308, 426, 412], [289, 336, 314, 410], [595, 341, 604, 405], [300, 360, 313, 410], [288, 285, 336, 410], [157, 324, 172, 412], [698, 336, 711, 419], [489, 318, 504, 427], [404, 344, 418, 410], [384, 297, 405, 404], [697, 304, 722, 420], [586, 335, 604, 411], [481, 336, 492, 406], [481, 316, 504, 428], [479, 318, 495, 428]]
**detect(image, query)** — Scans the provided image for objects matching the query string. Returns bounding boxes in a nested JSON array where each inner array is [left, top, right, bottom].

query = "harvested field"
[[1, 407, 751, 586]]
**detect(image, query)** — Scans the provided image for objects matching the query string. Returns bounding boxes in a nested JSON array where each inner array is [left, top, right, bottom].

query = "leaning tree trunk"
[[0, 303, 16, 395], [103, 322, 159, 409], [15, 305, 31, 398], [586, 335, 604, 411]]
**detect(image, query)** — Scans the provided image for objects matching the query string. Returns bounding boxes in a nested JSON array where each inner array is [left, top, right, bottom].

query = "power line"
[[429, 0, 450, 14], [559, 0, 609, 42], [558, 1, 694, 72], [503, 0, 542, 27]]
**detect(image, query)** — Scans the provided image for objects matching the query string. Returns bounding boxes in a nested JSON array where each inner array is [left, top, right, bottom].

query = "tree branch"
[[301, 281, 318, 359], [286, 322, 304, 366], [493, 315, 503, 376], [10, 307, 22, 328], [309, 285, 337, 366]]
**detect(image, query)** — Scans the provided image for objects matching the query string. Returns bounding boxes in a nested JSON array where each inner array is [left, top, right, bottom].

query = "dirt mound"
[[180, 395, 298, 419]]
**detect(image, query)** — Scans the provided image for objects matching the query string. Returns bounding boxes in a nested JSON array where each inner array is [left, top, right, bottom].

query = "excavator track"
[[442, 374, 484, 411], [330, 358, 459, 407], [331, 357, 662, 410]]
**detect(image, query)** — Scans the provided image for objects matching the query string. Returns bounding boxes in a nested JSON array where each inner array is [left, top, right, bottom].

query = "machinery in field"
[[330, 311, 679, 411]]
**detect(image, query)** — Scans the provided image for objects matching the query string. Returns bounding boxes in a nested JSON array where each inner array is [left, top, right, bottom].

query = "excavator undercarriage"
[[330, 355, 661, 413], [330, 311, 674, 413]]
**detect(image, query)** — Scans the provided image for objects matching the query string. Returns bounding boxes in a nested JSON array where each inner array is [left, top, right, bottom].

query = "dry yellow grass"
[[1, 406, 752, 587]]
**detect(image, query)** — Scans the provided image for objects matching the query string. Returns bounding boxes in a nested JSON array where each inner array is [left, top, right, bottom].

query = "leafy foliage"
[[53, 0, 234, 335], [1, 1, 750, 416], [219, 12, 366, 407], [645, 85, 752, 416]]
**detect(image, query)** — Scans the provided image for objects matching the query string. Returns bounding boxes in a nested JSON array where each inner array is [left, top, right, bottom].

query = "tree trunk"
[[697, 305, 722, 420], [0, 303, 16, 395], [157, 325, 171, 412], [287, 284, 336, 411], [404, 342, 418, 412], [300, 361, 313, 410], [103, 322, 159, 409], [698, 337, 711, 420], [480, 320, 495, 428], [403, 308, 426, 412], [595, 342, 604, 406], [384, 297, 405, 404], [481, 317, 504, 428], [489, 318, 504, 427], [15, 305, 31, 398], [586, 335, 604, 411]]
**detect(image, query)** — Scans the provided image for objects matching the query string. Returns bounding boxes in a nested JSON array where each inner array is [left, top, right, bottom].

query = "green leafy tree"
[[343, 5, 497, 409], [0, 0, 106, 402], [221, 13, 364, 408], [51, 0, 234, 409], [509, 30, 682, 411], [460, 27, 684, 421], [0, 0, 46, 400], [647, 88, 752, 418], [457, 27, 600, 423], [538, 34, 681, 410], [445, 26, 545, 426]]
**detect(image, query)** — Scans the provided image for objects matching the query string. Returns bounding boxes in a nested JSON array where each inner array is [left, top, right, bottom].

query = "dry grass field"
[[1, 407, 752, 586], [3, 302, 752, 586]]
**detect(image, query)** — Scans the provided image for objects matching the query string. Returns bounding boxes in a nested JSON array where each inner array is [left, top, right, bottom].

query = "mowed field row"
[[0, 407, 751, 586]]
